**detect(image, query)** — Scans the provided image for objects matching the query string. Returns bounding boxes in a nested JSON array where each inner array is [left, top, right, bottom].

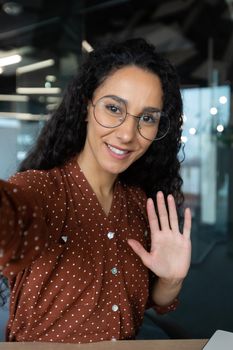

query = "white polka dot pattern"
[[0, 156, 151, 343]]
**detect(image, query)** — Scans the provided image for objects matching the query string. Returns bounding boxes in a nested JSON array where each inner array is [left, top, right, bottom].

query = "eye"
[[104, 101, 125, 118], [106, 104, 121, 114], [140, 114, 159, 124]]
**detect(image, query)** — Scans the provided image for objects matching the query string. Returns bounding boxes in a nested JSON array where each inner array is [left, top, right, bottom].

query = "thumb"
[[127, 239, 151, 267]]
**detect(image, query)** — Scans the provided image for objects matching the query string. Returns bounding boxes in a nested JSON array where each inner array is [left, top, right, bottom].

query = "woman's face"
[[80, 65, 164, 178]]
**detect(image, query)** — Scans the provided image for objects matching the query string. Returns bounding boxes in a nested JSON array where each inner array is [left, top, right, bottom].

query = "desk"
[[0, 340, 208, 350]]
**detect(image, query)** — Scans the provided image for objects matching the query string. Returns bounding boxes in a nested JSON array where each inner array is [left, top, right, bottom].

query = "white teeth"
[[107, 144, 128, 155]]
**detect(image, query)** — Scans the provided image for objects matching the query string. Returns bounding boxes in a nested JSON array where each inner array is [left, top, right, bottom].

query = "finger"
[[147, 198, 160, 232], [157, 191, 170, 230], [127, 239, 151, 267], [167, 194, 179, 232], [183, 207, 192, 239]]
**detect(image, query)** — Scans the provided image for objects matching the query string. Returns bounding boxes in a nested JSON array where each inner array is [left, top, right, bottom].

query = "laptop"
[[203, 330, 233, 350]]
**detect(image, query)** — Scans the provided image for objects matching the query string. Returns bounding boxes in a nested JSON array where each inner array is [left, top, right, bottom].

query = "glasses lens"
[[94, 96, 126, 128], [138, 112, 170, 141]]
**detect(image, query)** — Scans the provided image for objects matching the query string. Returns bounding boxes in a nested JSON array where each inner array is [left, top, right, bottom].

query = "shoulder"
[[9, 169, 49, 188], [9, 169, 50, 193], [8, 166, 65, 197], [7, 166, 68, 219]]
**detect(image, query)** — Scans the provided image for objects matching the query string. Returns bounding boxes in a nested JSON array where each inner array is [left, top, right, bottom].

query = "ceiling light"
[[45, 82, 51, 88], [46, 75, 57, 82], [0, 112, 49, 121], [219, 96, 227, 104], [16, 59, 55, 74], [189, 127, 197, 135], [16, 87, 61, 94], [46, 96, 60, 103], [0, 94, 29, 102], [210, 107, 218, 115], [82, 40, 94, 52], [0, 54, 21, 67], [181, 136, 188, 143], [46, 103, 58, 111], [2, 2, 23, 16], [216, 124, 224, 132]]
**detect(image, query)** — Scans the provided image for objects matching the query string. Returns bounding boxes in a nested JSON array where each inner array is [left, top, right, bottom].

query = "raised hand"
[[128, 191, 192, 282]]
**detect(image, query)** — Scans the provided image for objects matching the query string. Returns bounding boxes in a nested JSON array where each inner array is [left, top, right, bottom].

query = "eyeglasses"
[[91, 95, 170, 141]]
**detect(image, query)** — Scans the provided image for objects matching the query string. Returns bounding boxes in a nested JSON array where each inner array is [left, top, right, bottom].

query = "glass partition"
[[0, 114, 46, 179], [181, 85, 231, 249]]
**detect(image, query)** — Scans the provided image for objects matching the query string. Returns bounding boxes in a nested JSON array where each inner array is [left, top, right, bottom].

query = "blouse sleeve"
[[146, 271, 179, 314], [0, 179, 49, 278]]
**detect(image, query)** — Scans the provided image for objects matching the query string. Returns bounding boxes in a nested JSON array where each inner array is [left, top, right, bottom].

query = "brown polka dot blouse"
[[0, 157, 153, 343]]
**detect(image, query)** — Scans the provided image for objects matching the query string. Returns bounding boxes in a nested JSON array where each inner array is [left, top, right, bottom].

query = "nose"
[[115, 114, 138, 143]]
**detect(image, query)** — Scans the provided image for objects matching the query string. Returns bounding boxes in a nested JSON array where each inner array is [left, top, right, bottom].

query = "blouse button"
[[112, 304, 119, 312], [107, 231, 115, 239], [111, 267, 118, 275]]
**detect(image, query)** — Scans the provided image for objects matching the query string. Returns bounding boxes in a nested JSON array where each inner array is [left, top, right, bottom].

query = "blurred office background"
[[0, 0, 233, 341]]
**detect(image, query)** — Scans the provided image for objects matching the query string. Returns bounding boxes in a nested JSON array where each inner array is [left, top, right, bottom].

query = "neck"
[[76, 154, 117, 198]]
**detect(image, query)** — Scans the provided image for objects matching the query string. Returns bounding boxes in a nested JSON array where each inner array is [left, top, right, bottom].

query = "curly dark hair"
[[19, 38, 183, 205]]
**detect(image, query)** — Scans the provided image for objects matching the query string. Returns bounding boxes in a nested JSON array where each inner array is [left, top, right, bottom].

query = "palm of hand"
[[128, 192, 192, 281], [148, 226, 191, 280]]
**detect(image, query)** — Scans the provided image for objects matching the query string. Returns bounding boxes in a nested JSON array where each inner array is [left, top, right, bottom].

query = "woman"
[[0, 38, 191, 343]]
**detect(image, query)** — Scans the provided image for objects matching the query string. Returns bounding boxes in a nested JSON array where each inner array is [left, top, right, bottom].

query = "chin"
[[109, 166, 131, 175], [100, 157, 135, 175]]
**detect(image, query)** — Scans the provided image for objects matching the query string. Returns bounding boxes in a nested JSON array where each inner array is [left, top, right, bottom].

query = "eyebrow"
[[103, 94, 162, 112]]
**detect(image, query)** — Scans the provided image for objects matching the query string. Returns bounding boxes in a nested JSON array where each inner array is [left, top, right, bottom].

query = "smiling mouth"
[[106, 143, 130, 155]]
